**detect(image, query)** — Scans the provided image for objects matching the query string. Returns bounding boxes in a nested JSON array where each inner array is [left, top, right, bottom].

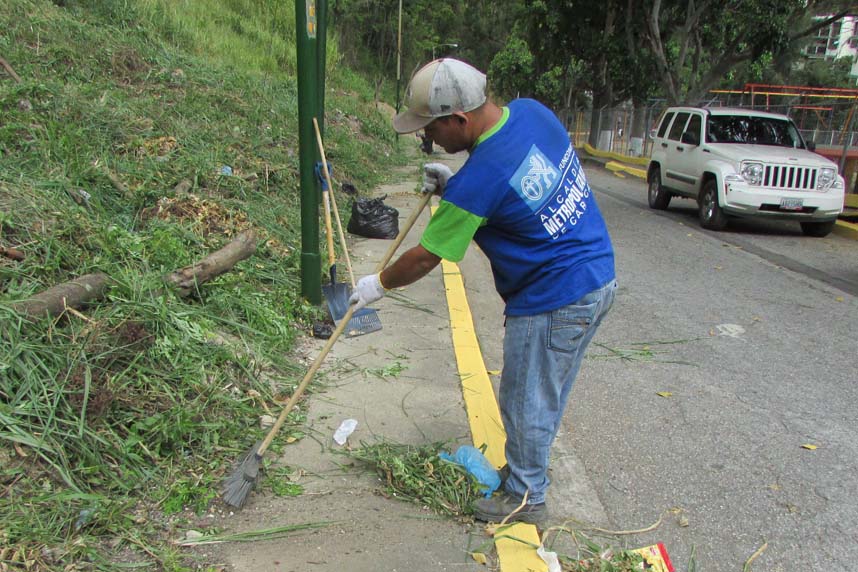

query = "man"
[[349, 58, 616, 523]]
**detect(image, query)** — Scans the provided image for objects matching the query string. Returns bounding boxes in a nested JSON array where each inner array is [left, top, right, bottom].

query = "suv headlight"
[[740, 162, 763, 185], [817, 167, 841, 190]]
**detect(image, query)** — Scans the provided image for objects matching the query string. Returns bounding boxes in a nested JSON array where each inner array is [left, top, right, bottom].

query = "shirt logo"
[[510, 145, 561, 211]]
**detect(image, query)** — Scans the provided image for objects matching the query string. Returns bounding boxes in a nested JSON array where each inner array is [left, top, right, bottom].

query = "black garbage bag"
[[347, 196, 399, 239]]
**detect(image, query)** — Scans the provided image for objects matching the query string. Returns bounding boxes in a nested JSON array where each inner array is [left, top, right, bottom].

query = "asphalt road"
[[569, 167, 858, 571]]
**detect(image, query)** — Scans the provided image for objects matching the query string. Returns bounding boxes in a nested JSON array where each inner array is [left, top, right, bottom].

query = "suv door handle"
[[676, 146, 684, 152], [661, 143, 668, 148]]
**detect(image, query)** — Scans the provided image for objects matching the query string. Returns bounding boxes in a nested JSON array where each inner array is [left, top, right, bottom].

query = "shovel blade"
[[322, 281, 352, 321], [323, 281, 382, 337]]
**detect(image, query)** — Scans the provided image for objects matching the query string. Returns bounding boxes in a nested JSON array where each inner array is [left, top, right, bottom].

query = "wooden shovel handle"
[[313, 118, 355, 285]]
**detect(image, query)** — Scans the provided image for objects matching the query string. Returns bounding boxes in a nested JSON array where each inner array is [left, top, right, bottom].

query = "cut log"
[[11, 273, 110, 320], [0, 246, 25, 261], [164, 230, 257, 297]]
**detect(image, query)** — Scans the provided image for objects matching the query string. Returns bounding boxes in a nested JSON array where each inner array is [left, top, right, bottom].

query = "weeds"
[[263, 465, 304, 497], [365, 353, 409, 380], [0, 0, 406, 567], [348, 441, 483, 517], [590, 338, 701, 365]]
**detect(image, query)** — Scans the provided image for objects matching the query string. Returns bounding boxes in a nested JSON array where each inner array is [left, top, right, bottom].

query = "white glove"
[[349, 273, 386, 310], [421, 163, 454, 196]]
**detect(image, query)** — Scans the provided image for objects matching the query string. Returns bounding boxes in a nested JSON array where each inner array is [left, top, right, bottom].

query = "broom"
[[222, 188, 434, 508]]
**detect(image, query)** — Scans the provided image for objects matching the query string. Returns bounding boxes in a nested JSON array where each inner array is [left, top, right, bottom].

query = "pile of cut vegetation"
[[0, 0, 404, 568]]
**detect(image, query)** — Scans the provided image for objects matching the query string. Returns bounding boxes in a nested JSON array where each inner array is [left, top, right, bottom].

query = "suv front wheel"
[[647, 167, 671, 210], [698, 179, 728, 231]]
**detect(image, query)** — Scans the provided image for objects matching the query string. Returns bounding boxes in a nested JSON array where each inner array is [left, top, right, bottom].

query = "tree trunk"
[[587, 102, 603, 148], [164, 230, 257, 297], [629, 98, 647, 157], [11, 273, 110, 320]]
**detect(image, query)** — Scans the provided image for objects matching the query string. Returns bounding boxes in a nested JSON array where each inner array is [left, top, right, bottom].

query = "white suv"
[[647, 107, 845, 236]]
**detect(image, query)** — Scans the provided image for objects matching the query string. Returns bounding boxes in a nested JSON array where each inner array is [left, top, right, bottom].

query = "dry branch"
[[0, 56, 21, 83], [164, 230, 257, 297], [106, 170, 130, 197], [11, 273, 110, 320], [0, 246, 25, 261]]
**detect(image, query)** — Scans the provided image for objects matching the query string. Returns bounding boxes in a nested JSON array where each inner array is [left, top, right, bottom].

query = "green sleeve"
[[420, 200, 486, 263]]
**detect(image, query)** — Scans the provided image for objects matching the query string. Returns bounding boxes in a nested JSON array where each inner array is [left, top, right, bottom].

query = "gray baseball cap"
[[393, 58, 487, 134]]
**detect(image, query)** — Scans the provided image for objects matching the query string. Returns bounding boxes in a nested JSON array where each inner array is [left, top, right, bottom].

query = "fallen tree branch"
[[0, 246, 25, 261], [106, 170, 131, 197], [10, 272, 110, 320], [0, 56, 21, 83], [164, 230, 257, 297]]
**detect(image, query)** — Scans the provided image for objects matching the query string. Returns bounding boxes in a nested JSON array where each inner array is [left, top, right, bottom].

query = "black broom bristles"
[[222, 441, 262, 508]]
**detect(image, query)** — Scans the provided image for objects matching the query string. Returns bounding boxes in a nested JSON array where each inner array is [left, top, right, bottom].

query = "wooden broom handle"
[[257, 189, 434, 455]]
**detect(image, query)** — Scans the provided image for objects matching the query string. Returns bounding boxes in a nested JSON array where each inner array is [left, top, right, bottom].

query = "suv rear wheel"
[[698, 179, 728, 230], [647, 167, 671, 210], [800, 220, 836, 237]]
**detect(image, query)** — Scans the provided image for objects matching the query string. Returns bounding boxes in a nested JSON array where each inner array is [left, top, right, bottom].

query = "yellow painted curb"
[[432, 205, 506, 469], [440, 258, 507, 469], [582, 142, 650, 166], [495, 523, 547, 571], [605, 160, 647, 180], [432, 205, 547, 572], [833, 219, 858, 240]]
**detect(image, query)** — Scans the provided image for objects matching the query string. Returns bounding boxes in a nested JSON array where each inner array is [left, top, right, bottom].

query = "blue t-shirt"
[[420, 98, 615, 316]]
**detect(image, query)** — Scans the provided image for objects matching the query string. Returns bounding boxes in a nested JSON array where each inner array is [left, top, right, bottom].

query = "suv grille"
[[763, 164, 817, 191]]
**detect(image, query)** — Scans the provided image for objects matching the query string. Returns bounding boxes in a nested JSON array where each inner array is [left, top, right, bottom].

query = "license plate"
[[779, 197, 804, 210]]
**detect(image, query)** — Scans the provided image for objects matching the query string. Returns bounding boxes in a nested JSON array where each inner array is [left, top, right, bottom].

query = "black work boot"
[[473, 491, 547, 524], [497, 464, 510, 489]]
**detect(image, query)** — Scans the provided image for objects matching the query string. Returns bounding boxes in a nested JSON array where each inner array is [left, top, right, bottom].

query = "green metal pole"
[[317, 0, 327, 137], [297, 0, 321, 304]]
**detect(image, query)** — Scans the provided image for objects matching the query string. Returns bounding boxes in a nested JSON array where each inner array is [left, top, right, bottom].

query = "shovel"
[[222, 189, 435, 508], [315, 118, 381, 337]]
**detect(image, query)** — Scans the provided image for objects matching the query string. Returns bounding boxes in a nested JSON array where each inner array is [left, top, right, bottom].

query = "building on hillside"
[[804, 14, 858, 82]]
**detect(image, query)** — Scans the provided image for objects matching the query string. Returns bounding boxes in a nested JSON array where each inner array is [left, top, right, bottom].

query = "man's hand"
[[422, 163, 454, 196], [349, 273, 386, 310]]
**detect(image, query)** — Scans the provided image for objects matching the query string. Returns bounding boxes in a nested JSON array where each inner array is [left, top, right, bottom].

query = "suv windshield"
[[706, 115, 805, 148]]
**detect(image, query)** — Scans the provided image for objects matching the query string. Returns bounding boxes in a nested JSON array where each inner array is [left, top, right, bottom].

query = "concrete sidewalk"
[[211, 149, 609, 572]]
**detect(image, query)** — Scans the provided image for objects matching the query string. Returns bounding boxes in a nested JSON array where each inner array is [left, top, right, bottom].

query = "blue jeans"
[[500, 279, 617, 504]]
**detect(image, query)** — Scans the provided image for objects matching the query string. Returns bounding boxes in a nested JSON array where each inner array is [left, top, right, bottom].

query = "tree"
[[488, 36, 535, 101], [642, 0, 853, 105]]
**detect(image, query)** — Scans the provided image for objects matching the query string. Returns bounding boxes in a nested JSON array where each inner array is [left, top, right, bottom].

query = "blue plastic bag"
[[439, 445, 500, 498]]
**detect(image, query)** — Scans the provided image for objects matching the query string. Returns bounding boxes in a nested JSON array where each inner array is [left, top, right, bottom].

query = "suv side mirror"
[[681, 131, 700, 146], [806, 140, 816, 152]]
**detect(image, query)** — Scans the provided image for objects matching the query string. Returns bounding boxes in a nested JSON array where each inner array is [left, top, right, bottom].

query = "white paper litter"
[[537, 545, 561, 572], [333, 418, 358, 445]]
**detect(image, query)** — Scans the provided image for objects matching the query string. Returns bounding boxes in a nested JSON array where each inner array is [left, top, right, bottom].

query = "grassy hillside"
[[0, 0, 406, 568]]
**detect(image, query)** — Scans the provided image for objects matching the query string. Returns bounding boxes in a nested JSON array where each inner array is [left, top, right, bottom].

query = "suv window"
[[686, 114, 702, 139], [668, 112, 690, 141], [706, 115, 805, 148], [657, 112, 675, 138]]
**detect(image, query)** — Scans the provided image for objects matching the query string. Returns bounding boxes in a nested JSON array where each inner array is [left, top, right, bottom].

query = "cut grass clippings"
[[590, 338, 701, 366], [478, 515, 670, 572], [177, 522, 336, 546], [347, 441, 483, 517]]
